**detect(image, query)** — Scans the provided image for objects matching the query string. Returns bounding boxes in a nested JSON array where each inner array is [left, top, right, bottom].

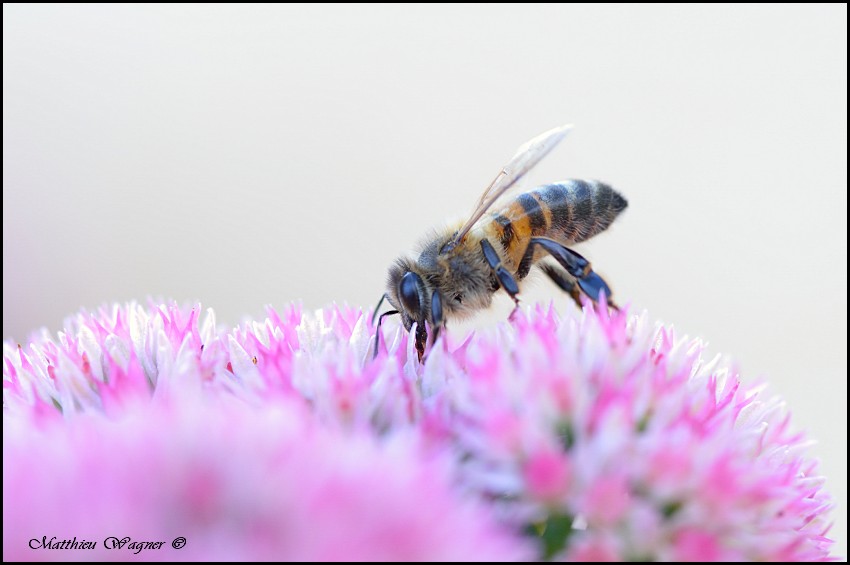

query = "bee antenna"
[[373, 309, 400, 359], [371, 293, 389, 326]]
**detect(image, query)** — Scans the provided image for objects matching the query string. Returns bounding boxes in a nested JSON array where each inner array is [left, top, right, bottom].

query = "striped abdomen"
[[482, 180, 628, 276]]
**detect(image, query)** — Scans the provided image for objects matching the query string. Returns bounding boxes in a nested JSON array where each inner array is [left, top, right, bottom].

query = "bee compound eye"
[[398, 272, 424, 317]]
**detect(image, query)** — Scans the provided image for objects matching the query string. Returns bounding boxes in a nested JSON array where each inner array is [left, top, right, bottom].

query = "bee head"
[[386, 258, 429, 331]]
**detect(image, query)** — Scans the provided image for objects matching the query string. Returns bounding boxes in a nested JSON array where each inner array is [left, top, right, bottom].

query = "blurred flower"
[[3, 301, 836, 561]]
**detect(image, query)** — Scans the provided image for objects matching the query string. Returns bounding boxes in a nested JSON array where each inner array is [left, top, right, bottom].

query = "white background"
[[3, 4, 846, 556]]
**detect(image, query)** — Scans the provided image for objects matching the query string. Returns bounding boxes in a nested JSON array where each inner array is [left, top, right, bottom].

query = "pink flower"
[[4, 388, 527, 561], [523, 445, 573, 503], [3, 301, 836, 560]]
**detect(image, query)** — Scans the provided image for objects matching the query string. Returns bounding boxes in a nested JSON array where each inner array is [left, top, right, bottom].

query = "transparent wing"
[[447, 124, 573, 250]]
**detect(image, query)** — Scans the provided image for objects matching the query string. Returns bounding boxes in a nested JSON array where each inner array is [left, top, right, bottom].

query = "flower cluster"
[[3, 301, 835, 560]]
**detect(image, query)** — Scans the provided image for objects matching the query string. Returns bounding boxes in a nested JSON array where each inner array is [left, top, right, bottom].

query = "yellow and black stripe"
[[483, 180, 627, 278]]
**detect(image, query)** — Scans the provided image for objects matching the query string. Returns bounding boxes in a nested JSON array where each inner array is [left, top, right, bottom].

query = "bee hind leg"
[[531, 237, 618, 310], [540, 264, 584, 309], [480, 239, 521, 319]]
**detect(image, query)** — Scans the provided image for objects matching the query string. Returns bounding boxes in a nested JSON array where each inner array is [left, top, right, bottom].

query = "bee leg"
[[373, 310, 399, 359], [480, 240, 521, 318], [530, 237, 617, 309], [430, 290, 445, 345], [540, 264, 584, 309]]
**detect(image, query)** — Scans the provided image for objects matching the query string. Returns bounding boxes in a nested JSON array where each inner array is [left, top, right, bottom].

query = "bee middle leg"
[[480, 239, 521, 318], [530, 237, 617, 309]]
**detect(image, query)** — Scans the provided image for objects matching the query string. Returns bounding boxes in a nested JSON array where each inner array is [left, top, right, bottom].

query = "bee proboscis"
[[373, 125, 628, 360]]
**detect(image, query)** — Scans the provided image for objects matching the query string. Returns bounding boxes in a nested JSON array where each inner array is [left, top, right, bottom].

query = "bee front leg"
[[530, 237, 618, 310], [430, 290, 445, 345], [411, 292, 446, 364], [480, 239, 521, 319]]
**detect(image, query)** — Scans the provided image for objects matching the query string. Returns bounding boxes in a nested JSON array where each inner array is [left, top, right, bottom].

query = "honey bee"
[[372, 125, 628, 360]]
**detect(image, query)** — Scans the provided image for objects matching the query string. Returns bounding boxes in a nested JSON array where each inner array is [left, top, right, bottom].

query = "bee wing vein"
[[448, 124, 573, 248]]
